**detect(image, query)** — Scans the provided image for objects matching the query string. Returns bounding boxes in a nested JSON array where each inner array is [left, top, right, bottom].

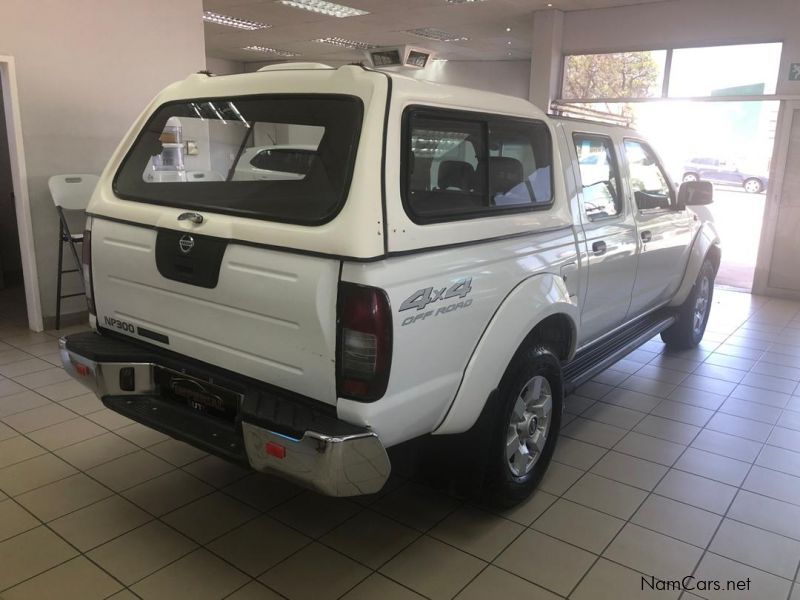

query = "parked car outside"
[[682, 156, 768, 193]]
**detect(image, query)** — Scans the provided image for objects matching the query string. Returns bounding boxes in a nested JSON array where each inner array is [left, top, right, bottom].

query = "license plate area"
[[154, 366, 242, 422]]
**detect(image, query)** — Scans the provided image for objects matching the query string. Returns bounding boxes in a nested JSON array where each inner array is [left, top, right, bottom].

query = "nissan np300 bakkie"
[[60, 63, 719, 506]]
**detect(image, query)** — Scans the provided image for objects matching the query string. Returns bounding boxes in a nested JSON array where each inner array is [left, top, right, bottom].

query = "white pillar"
[[529, 9, 564, 112]]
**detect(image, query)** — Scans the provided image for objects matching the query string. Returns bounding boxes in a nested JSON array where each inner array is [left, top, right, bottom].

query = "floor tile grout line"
[[3, 292, 800, 597], [562, 301, 795, 596], [561, 377, 711, 598], [787, 560, 800, 600], [680, 321, 800, 592]]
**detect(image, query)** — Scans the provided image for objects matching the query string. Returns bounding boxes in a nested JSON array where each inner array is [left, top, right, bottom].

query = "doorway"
[[0, 80, 22, 290], [0, 56, 43, 331], [628, 100, 777, 291]]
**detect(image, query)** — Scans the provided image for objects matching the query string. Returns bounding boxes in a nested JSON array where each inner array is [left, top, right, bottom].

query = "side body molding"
[[668, 220, 721, 308], [434, 273, 578, 435]]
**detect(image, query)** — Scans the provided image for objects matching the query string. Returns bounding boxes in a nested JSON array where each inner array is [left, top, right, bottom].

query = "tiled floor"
[[2, 285, 800, 599]]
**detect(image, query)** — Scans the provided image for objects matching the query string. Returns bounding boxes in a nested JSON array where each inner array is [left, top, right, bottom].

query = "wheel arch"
[[669, 221, 721, 308], [433, 272, 578, 436]]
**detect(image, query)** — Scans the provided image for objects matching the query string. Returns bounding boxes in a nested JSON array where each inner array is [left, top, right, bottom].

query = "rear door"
[[623, 138, 696, 318], [92, 94, 366, 405], [568, 128, 639, 345]]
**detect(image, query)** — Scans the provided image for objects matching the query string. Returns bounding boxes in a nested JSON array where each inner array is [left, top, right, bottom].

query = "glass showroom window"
[[560, 43, 782, 102], [562, 50, 668, 100]]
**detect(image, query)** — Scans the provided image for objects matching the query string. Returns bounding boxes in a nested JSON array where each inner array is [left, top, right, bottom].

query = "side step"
[[563, 310, 677, 394]]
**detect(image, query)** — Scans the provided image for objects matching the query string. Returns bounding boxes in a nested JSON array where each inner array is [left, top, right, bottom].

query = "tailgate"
[[91, 218, 340, 404]]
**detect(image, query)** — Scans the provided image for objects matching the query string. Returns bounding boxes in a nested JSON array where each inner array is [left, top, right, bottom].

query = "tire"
[[682, 172, 699, 183], [743, 178, 763, 194], [481, 346, 563, 508], [661, 259, 715, 350]]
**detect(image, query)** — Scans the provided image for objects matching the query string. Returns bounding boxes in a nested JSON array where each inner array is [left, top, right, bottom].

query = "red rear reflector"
[[75, 363, 91, 377], [265, 442, 286, 459]]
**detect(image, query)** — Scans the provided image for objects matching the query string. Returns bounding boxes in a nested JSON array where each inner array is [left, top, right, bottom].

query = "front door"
[[623, 139, 696, 318]]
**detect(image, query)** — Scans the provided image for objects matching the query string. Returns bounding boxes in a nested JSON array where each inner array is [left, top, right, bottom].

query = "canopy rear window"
[[114, 94, 363, 225]]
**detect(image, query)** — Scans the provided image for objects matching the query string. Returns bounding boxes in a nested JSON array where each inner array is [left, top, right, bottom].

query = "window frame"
[[558, 41, 783, 103], [112, 93, 364, 226], [622, 137, 677, 213], [400, 105, 555, 225], [572, 132, 625, 222]]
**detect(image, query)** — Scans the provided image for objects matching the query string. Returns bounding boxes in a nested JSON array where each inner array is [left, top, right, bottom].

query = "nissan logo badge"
[[179, 235, 195, 254]]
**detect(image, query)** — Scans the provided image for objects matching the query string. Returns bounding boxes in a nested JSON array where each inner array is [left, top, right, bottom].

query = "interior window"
[[405, 109, 553, 222], [624, 139, 673, 210], [489, 121, 553, 207], [573, 134, 622, 220]]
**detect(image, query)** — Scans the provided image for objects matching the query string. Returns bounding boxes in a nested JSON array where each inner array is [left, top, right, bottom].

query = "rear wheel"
[[682, 172, 699, 183], [661, 259, 715, 349], [743, 178, 763, 194], [482, 346, 562, 507]]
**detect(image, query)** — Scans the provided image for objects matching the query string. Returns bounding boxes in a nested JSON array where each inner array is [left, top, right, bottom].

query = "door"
[[623, 139, 696, 318], [697, 158, 721, 183], [569, 129, 639, 346]]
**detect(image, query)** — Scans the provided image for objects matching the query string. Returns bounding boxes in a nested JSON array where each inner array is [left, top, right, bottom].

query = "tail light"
[[81, 229, 96, 316], [337, 283, 392, 401]]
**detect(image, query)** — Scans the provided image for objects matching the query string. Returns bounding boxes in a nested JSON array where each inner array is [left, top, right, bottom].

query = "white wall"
[[241, 59, 532, 99], [0, 0, 206, 326]]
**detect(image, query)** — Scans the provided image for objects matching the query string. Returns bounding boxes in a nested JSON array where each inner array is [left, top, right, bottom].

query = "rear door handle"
[[592, 241, 607, 256], [641, 230, 652, 243], [178, 212, 204, 225]]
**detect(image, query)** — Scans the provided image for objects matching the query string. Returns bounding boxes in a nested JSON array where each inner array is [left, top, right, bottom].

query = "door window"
[[573, 134, 623, 220], [623, 139, 673, 210]]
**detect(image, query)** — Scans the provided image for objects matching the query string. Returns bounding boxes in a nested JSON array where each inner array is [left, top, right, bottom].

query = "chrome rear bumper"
[[59, 336, 390, 496]]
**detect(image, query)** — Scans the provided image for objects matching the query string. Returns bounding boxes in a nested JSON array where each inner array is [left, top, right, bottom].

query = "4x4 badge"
[[179, 235, 195, 254]]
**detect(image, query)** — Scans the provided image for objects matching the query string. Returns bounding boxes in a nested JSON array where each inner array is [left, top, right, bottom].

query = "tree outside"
[[562, 51, 663, 119]]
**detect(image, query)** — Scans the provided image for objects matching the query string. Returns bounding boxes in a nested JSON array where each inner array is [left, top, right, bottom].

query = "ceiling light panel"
[[445, 0, 488, 4], [203, 11, 270, 30], [407, 27, 468, 42], [276, 0, 369, 18], [243, 46, 300, 57], [314, 37, 376, 50]]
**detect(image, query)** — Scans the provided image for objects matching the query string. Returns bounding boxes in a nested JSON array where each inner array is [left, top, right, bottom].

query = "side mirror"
[[677, 180, 713, 209]]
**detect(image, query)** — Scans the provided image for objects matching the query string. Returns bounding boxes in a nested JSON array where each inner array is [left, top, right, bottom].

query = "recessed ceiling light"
[[505, 27, 512, 32], [507, 51, 512, 56], [433, 58, 449, 63], [243, 46, 300, 57], [202, 11, 270, 30], [507, 41, 512, 45], [547, 2, 553, 6], [407, 28, 468, 42], [314, 36, 376, 50], [446, 0, 488, 4], [277, 0, 368, 17]]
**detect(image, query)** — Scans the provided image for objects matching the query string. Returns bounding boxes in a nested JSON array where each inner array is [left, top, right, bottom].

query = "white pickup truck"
[[60, 63, 720, 506]]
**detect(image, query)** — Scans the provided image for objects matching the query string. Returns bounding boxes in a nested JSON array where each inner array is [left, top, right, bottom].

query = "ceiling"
[[203, 0, 670, 63]]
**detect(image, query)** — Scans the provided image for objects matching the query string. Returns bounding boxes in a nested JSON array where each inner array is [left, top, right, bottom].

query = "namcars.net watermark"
[[642, 575, 752, 593]]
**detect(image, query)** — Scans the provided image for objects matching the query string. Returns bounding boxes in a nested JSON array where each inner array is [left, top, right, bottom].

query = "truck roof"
[[187, 63, 550, 123]]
